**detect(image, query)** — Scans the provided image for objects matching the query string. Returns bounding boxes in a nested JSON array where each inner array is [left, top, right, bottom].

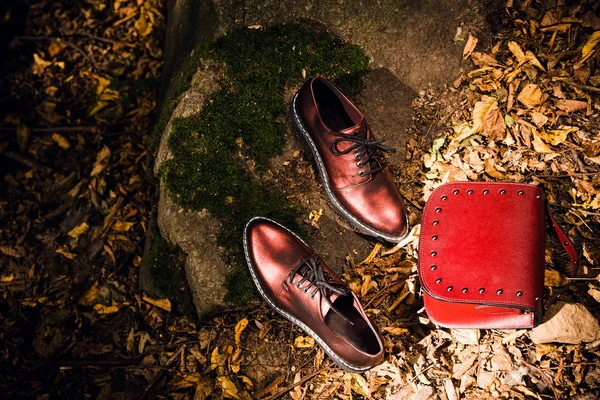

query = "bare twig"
[[5, 151, 51, 173], [564, 80, 600, 95], [266, 362, 335, 400], [549, 203, 600, 216]]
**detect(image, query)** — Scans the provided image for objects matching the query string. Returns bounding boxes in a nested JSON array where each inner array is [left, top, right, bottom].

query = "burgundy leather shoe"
[[291, 77, 409, 243], [243, 217, 384, 372]]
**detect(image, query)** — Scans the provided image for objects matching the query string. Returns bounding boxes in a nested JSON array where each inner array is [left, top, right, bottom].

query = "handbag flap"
[[418, 182, 545, 312]]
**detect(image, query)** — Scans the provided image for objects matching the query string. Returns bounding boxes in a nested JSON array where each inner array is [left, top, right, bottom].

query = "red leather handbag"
[[418, 182, 578, 329]]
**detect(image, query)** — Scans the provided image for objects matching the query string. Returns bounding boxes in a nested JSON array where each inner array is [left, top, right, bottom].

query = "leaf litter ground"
[[1, 0, 600, 399]]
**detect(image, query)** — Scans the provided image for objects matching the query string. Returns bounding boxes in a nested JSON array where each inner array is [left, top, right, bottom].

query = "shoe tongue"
[[339, 118, 367, 138]]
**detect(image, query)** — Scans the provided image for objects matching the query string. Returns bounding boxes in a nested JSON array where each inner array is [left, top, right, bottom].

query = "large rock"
[[145, 0, 493, 316], [530, 302, 600, 344]]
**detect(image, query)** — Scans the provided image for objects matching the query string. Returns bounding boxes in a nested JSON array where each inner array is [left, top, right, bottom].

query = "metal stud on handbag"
[[418, 182, 578, 329]]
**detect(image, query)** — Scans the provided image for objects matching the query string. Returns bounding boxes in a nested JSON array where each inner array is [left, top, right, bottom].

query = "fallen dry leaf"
[[142, 295, 171, 312], [90, 145, 111, 177], [517, 84, 545, 108], [556, 99, 587, 113], [582, 31, 600, 59], [216, 376, 240, 400], [545, 268, 568, 287], [463, 33, 478, 60], [294, 336, 315, 349]]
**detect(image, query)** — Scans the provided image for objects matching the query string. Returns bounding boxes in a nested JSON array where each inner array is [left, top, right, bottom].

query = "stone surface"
[[530, 302, 600, 344], [146, 0, 494, 316]]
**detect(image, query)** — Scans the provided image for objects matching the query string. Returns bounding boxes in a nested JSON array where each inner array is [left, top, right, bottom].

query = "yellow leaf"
[[89, 100, 109, 116], [582, 31, 600, 59], [238, 375, 253, 390], [294, 335, 315, 349], [308, 208, 323, 227], [134, 12, 154, 37], [532, 132, 554, 153], [142, 295, 172, 312], [544, 269, 568, 287], [79, 281, 100, 306], [90, 145, 111, 177], [234, 318, 248, 346], [52, 133, 70, 149], [1, 274, 15, 282], [211, 347, 228, 371], [508, 41, 527, 63], [33, 53, 52, 76], [68, 222, 89, 239], [93, 302, 122, 315], [359, 242, 382, 265], [381, 327, 410, 336], [113, 221, 135, 232], [517, 84, 544, 108], [56, 247, 76, 259], [48, 41, 67, 57], [462, 33, 478, 60], [537, 128, 576, 146], [216, 376, 240, 400]]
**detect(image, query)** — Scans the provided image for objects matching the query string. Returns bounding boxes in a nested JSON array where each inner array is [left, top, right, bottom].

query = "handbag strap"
[[546, 204, 578, 277], [544, 204, 579, 310]]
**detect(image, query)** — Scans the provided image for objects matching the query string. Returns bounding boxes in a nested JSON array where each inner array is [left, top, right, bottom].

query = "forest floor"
[[1, 0, 600, 399]]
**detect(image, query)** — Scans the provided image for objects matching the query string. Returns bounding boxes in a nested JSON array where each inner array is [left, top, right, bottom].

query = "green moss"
[[155, 21, 370, 306], [145, 222, 194, 315]]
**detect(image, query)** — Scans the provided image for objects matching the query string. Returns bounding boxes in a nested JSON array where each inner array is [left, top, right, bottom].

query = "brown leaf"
[[545, 268, 568, 287], [481, 106, 506, 140], [517, 84, 545, 108], [90, 145, 111, 177], [556, 99, 587, 113], [484, 158, 505, 179], [52, 133, 70, 149], [471, 52, 501, 67], [0, 245, 26, 258], [463, 34, 478, 60]]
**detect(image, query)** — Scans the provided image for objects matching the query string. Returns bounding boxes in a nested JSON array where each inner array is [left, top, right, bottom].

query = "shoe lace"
[[329, 132, 395, 176], [289, 257, 353, 325]]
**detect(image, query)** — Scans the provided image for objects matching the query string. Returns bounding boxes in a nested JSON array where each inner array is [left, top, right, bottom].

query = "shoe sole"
[[243, 216, 378, 373], [290, 93, 410, 244]]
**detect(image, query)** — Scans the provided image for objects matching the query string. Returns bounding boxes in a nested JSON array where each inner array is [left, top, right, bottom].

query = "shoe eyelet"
[[356, 161, 363, 168], [500, 189, 506, 194], [518, 190, 524, 195], [462, 288, 468, 293], [441, 196, 448, 201], [296, 283, 301, 289], [453, 189, 459, 195], [483, 189, 489, 195], [467, 190, 473, 195], [303, 288, 309, 293], [354, 153, 361, 160], [430, 265, 437, 271], [359, 171, 366, 177]]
